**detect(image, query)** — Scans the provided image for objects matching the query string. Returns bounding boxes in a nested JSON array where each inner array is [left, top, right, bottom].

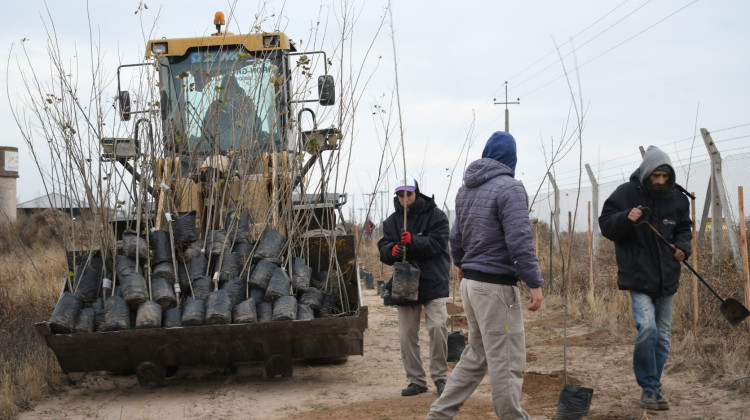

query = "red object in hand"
[[400, 231, 412, 245], [391, 244, 401, 256]]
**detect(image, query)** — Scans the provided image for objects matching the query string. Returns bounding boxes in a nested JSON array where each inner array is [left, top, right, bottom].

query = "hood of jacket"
[[463, 158, 515, 189], [481, 131, 517, 172], [632, 146, 676, 194]]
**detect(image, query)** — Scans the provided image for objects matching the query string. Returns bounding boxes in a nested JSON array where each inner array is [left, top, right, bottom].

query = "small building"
[[17, 192, 90, 217], [0, 146, 19, 223]]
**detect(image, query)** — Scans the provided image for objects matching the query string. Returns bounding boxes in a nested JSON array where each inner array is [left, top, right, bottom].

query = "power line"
[[432, 2, 652, 156], [498, 0, 636, 96], [512, 0, 654, 93], [433, 0, 703, 165], [454, 0, 698, 157], [518, 0, 700, 99]]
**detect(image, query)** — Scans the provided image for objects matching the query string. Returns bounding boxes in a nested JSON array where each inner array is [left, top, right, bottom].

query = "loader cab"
[[134, 27, 335, 160], [156, 46, 286, 155]]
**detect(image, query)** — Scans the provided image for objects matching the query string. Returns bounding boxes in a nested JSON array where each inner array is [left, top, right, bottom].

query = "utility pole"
[[493, 81, 520, 132], [363, 192, 376, 222], [379, 190, 388, 236], [378, 189, 388, 221]]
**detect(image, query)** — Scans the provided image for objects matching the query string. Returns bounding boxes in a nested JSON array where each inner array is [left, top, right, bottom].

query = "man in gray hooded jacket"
[[599, 145, 692, 411], [427, 131, 543, 420]]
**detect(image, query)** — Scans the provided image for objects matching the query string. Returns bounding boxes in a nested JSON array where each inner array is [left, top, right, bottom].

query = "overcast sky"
[[2, 0, 749, 222]]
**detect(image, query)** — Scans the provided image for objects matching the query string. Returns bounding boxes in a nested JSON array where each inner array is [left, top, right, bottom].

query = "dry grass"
[[355, 232, 393, 284], [0, 219, 68, 419], [0, 212, 65, 253]]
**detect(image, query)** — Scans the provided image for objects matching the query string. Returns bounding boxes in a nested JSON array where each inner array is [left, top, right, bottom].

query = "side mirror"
[[118, 91, 132, 121], [318, 75, 335, 106]]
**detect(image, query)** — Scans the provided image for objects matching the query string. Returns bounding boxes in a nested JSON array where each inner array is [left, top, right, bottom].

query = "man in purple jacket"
[[427, 131, 543, 420]]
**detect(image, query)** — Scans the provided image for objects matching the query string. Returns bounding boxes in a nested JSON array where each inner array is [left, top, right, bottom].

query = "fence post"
[[548, 172, 561, 252], [737, 186, 750, 331], [691, 192, 699, 331], [698, 180, 711, 247], [701, 128, 741, 265], [548, 211, 554, 295], [588, 201, 594, 300], [585, 163, 599, 259], [710, 172, 723, 263], [567, 211, 573, 293]]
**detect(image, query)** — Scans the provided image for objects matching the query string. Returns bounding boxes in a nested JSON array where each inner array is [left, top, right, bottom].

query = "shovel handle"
[[641, 219, 725, 303]]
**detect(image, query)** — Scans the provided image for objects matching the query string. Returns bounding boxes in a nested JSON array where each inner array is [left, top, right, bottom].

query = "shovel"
[[639, 209, 750, 326]]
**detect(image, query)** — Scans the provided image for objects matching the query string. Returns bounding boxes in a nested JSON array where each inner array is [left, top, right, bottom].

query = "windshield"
[[160, 48, 285, 155]]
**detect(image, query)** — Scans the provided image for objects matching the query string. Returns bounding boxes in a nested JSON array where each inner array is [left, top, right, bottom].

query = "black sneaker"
[[655, 392, 670, 410], [435, 379, 447, 396], [639, 391, 660, 410], [401, 383, 428, 396]]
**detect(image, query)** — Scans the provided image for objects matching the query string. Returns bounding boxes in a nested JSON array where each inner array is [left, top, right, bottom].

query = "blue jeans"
[[630, 291, 674, 393]]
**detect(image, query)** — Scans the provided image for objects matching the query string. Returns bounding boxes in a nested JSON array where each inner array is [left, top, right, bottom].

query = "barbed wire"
[[707, 122, 750, 133], [530, 152, 750, 230], [523, 127, 750, 188]]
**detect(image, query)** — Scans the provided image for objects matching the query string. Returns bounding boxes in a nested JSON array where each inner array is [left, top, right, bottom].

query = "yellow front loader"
[[36, 12, 366, 386]]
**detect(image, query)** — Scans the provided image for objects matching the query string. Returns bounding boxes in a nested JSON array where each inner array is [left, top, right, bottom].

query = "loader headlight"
[[263, 35, 280, 48], [151, 42, 168, 55], [100, 137, 139, 160], [301, 128, 341, 152]]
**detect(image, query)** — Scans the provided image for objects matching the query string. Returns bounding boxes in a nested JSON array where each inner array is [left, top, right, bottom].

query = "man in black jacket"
[[378, 176, 451, 397], [599, 146, 692, 411]]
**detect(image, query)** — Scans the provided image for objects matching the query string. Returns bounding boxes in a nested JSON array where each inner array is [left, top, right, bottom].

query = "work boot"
[[401, 383, 428, 396], [639, 391, 660, 410], [655, 392, 670, 410], [435, 379, 447, 396]]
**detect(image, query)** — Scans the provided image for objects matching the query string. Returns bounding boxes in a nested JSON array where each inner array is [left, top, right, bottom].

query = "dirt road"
[[19, 286, 748, 419]]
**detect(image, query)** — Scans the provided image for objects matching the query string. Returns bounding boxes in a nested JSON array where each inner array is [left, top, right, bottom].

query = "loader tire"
[[136, 361, 166, 387], [165, 366, 179, 378]]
